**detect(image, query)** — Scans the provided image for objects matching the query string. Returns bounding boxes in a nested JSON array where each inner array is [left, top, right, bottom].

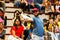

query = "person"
[[56, 15, 60, 30], [0, 17, 6, 40], [27, 22, 34, 40], [21, 8, 44, 40], [43, 19, 48, 40], [8, 18, 24, 40], [24, 21, 33, 40], [0, 9, 4, 19], [14, 0, 20, 7], [45, 1, 54, 14], [24, 21, 31, 40], [0, 9, 7, 28], [54, 19, 59, 40], [53, 1, 60, 18], [23, 0, 34, 12], [34, 0, 43, 11], [47, 17, 58, 40], [0, 1, 5, 11], [55, 1, 60, 13], [4, 16, 7, 28], [20, 0, 28, 10]]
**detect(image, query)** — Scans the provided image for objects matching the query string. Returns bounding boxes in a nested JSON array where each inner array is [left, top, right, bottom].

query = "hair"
[[13, 18, 22, 28], [43, 19, 47, 22], [55, 1, 59, 5], [14, 10, 21, 17], [0, 9, 4, 19], [14, 10, 20, 13]]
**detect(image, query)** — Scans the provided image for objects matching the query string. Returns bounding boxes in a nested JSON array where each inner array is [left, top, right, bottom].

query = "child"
[[0, 17, 6, 40]]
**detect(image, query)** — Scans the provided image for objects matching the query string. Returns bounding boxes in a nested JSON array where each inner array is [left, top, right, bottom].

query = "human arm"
[[21, 12, 33, 22], [21, 31, 24, 39], [51, 6, 55, 12], [30, 32, 32, 39]]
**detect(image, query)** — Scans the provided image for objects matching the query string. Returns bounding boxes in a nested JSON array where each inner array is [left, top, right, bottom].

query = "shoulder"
[[20, 25, 24, 28], [19, 25, 24, 30], [33, 17, 36, 20], [39, 18, 44, 23], [11, 26, 16, 30]]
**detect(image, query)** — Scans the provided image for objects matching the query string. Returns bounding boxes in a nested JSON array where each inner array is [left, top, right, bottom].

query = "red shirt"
[[10, 25, 24, 37]]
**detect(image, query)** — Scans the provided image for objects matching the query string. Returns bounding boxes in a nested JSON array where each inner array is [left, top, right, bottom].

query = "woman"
[[0, 17, 6, 40], [0, 9, 7, 28], [45, 1, 54, 14], [55, 1, 60, 14], [0, 9, 4, 19], [8, 18, 24, 40]]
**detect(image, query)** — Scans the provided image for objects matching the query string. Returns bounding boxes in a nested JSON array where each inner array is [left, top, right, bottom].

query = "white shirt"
[[55, 5, 60, 10], [21, 12, 33, 21]]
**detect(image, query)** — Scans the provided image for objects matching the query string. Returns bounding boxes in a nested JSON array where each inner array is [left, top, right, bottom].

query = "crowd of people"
[[0, 0, 60, 40]]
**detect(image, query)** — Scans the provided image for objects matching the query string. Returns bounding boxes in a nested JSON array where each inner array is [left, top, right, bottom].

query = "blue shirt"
[[32, 17, 44, 36]]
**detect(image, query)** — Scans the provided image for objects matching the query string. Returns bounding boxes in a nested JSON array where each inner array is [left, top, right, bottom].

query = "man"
[[21, 8, 44, 40], [31, 8, 44, 40]]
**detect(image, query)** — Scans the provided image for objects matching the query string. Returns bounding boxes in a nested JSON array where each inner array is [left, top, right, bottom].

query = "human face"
[[0, 23, 3, 30], [33, 11, 39, 17], [0, 11, 3, 16], [44, 22, 47, 26], [15, 19, 20, 26]]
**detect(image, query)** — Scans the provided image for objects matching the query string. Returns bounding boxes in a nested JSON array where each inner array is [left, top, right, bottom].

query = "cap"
[[0, 17, 3, 22], [33, 8, 38, 11]]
